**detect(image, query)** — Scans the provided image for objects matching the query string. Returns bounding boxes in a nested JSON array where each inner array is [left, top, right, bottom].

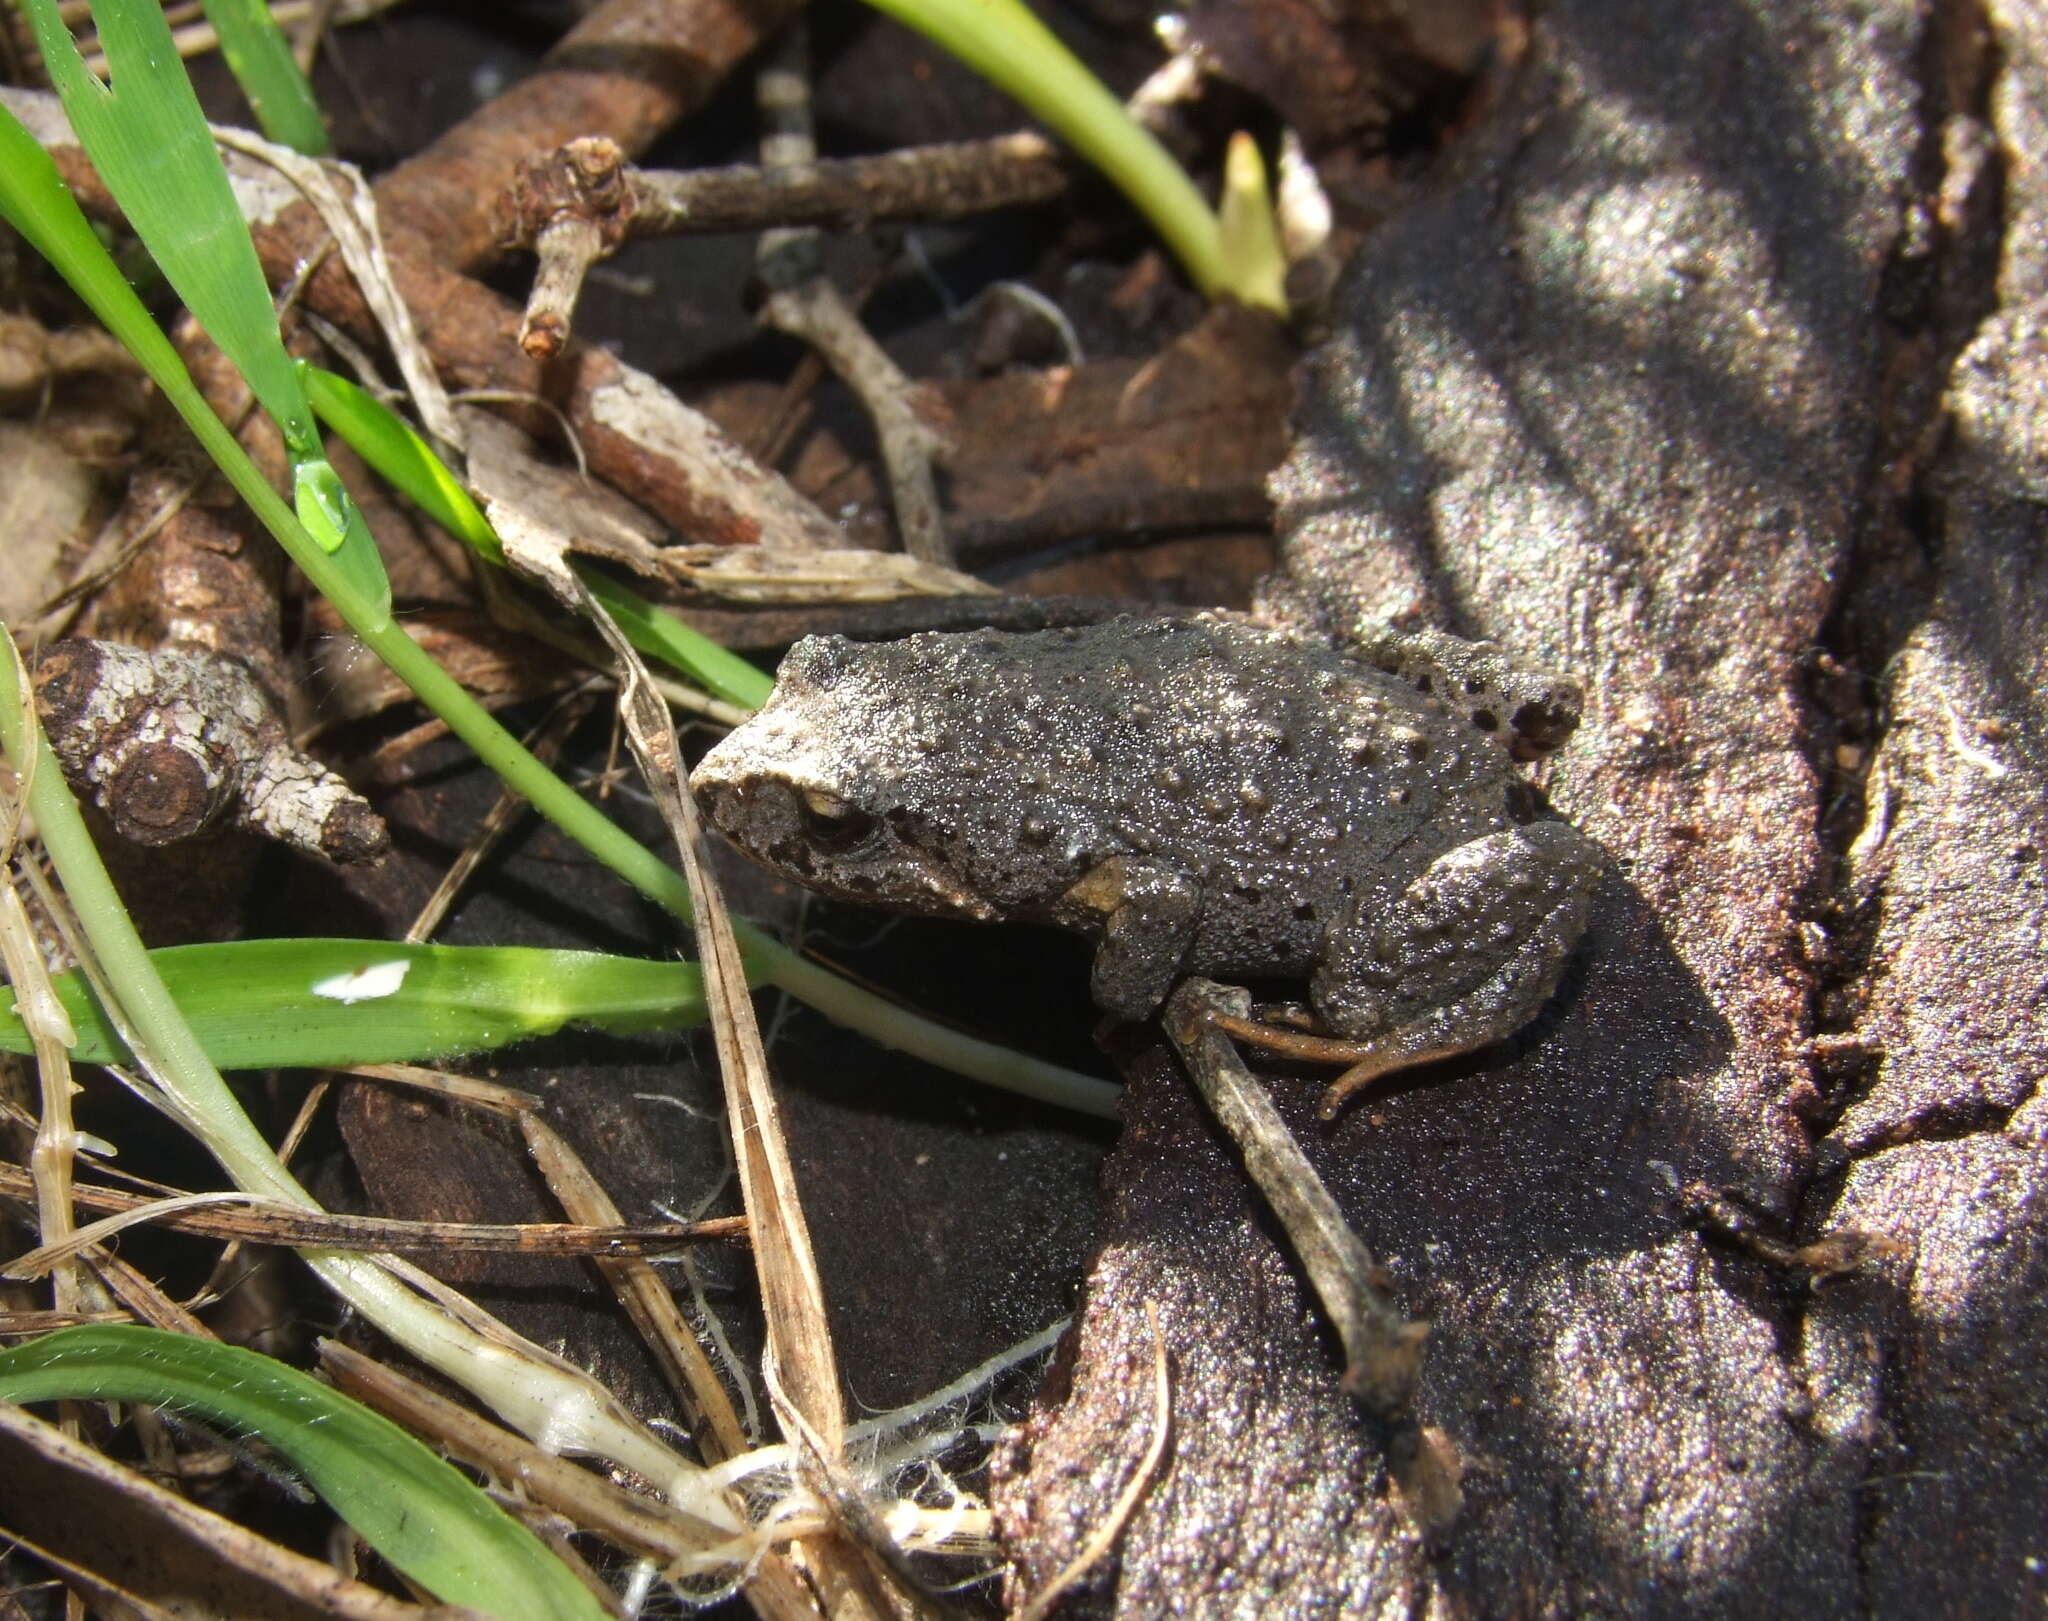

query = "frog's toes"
[[1310, 822, 1602, 1110]]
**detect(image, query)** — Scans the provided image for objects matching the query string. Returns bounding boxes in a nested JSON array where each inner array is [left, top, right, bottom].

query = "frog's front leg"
[[1310, 821, 1603, 1117], [1061, 858, 1203, 1020]]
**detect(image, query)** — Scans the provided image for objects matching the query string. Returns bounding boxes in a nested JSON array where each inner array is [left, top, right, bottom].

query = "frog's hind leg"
[[1308, 822, 1602, 1118]]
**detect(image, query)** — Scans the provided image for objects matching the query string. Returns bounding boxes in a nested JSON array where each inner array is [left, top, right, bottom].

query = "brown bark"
[[376, 0, 801, 274], [996, 0, 2045, 1614], [940, 304, 1294, 564]]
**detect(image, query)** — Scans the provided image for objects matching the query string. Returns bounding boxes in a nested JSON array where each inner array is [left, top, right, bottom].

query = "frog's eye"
[[800, 791, 878, 851]]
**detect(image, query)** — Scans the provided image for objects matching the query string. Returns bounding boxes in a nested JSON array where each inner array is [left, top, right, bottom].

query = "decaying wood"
[[996, 0, 2045, 1614], [1799, 2, 2048, 1596], [34, 638, 386, 864], [1164, 0, 1476, 150], [79, 327, 293, 698], [0, 311, 136, 411], [0, 418, 119, 634], [941, 303, 1294, 564], [370, 0, 802, 276]]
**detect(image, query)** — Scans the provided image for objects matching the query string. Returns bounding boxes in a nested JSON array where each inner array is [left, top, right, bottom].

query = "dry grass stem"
[[0, 1164, 744, 1269], [519, 1110, 754, 1459], [568, 577, 872, 1618]]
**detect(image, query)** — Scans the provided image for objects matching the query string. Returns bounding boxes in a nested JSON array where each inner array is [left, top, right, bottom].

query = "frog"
[[691, 614, 1603, 1114]]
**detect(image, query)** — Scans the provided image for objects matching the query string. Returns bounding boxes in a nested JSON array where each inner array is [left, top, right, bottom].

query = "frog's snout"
[[692, 772, 768, 845]]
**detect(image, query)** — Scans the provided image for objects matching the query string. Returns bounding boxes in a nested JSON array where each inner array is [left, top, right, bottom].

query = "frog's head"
[[691, 634, 1005, 921]]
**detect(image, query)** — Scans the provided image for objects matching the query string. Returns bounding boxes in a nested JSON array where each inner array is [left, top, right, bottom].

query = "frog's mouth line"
[[697, 776, 998, 923]]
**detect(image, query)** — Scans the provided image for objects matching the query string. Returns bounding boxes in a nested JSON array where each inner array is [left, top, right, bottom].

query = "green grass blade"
[[197, 0, 329, 155], [0, 100, 1120, 1119], [0, 1326, 611, 1621], [21, 0, 316, 453], [20, 0, 388, 612], [857, 0, 1277, 310], [300, 363, 503, 557], [301, 363, 774, 710], [574, 563, 774, 710], [0, 940, 709, 1069]]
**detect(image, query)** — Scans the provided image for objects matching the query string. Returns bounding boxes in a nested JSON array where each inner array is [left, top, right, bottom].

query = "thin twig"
[[520, 216, 607, 360], [0, 1166, 746, 1270], [753, 28, 953, 567], [1162, 980, 1429, 1418], [289, 0, 347, 76], [499, 130, 1070, 254]]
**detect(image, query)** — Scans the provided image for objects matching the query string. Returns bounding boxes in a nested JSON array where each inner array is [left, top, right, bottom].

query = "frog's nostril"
[[699, 782, 745, 839]]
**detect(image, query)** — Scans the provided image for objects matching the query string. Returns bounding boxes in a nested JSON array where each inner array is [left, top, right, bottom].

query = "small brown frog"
[[693, 615, 1601, 1113]]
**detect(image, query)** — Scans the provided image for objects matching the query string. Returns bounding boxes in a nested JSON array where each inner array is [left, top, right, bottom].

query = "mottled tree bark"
[[997, 0, 2046, 1614]]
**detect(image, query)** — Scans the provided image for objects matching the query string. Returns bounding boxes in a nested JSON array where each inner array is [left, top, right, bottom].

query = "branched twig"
[[507, 137, 633, 360], [371, 0, 802, 275], [500, 129, 1070, 254]]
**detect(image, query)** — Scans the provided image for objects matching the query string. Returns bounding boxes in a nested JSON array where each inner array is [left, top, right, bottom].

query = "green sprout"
[[861, 0, 1288, 312], [0, 1328, 609, 1621]]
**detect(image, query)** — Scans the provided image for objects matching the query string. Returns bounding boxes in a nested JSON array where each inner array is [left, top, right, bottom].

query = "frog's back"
[[894, 618, 1513, 966], [696, 615, 1525, 975]]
